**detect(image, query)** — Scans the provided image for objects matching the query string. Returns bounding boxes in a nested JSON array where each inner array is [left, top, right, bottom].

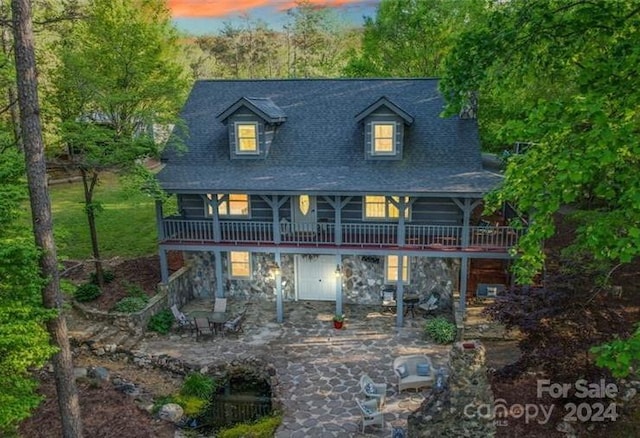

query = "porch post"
[[211, 195, 221, 242], [461, 198, 471, 247], [214, 249, 224, 299], [159, 247, 169, 284], [275, 251, 283, 323], [335, 253, 343, 316], [459, 255, 469, 315], [334, 196, 342, 245], [397, 197, 406, 246], [272, 195, 281, 244], [155, 200, 165, 241], [395, 255, 404, 327]]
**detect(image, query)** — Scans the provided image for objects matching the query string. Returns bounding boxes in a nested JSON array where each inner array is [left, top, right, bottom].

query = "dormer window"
[[236, 123, 258, 154], [217, 97, 286, 160], [372, 123, 395, 155], [356, 96, 414, 161]]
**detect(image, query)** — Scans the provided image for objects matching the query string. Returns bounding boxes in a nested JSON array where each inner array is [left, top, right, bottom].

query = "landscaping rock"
[[158, 403, 184, 424], [88, 366, 110, 381]]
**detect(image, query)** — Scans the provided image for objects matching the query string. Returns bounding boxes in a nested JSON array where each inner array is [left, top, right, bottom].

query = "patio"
[[136, 299, 451, 437]]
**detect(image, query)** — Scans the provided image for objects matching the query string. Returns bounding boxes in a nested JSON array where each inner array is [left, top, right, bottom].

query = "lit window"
[[236, 123, 258, 154], [206, 194, 250, 217], [229, 251, 251, 278], [372, 123, 395, 154], [364, 196, 410, 220], [386, 255, 409, 284]]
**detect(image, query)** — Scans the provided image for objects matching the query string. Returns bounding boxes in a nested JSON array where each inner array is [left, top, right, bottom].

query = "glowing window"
[[364, 196, 410, 220], [205, 194, 250, 217], [299, 195, 310, 216], [386, 255, 409, 284], [236, 123, 258, 154], [230, 251, 251, 278], [372, 123, 395, 154]]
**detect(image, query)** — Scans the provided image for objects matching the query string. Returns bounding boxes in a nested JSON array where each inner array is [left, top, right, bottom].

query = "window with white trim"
[[372, 122, 395, 155], [386, 255, 409, 284], [364, 195, 410, 220], [235, 123, 258, 154], [229, 251, 251, 278], [206, 194, 250, 217]]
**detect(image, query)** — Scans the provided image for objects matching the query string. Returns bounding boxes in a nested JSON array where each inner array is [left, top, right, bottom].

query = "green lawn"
[[46, 173, 160, 260]]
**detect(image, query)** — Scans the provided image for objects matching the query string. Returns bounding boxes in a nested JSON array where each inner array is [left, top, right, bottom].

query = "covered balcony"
[[159, 218, 524, 252]]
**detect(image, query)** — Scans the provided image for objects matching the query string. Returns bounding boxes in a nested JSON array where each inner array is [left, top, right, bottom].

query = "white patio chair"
[[356, 398, 384, 433], [418, 292, 439, 316], [359, 374, 387, 408], [213, 297, 227, 314], [170, 304, 194, 333]]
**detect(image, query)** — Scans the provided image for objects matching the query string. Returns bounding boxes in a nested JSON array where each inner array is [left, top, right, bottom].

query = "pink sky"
[[168, 0, 367, 18]]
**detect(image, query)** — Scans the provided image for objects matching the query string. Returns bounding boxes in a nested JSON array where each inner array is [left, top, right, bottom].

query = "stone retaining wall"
[[73, 266, 194, 335], [408, 340, 496, 437]]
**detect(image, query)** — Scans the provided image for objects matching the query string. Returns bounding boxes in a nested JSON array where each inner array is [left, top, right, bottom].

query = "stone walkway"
[[69, 299, 451, 437]]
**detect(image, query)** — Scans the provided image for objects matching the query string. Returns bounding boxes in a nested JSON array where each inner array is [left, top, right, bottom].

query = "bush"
[[74, 283, 102, 302], [181, 373, 217, 400], [424, 316, 456, 344], [173, 394, 207, 416], [148, 309, 173, 334], [112, 296, 149, 313], [89, 270, 115, 285], [125, 282, 147, 298], [217, 414, 283, 438]]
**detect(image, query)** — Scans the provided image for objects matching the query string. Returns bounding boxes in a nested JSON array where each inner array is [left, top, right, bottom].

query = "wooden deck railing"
[[161, 218, 525, 251]]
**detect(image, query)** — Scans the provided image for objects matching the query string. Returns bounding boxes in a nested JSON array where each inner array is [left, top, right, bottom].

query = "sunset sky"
[[168, 0, 380, 35]]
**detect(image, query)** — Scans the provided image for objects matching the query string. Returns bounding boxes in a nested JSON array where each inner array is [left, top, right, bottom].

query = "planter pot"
[[333, 320, 344, 329]]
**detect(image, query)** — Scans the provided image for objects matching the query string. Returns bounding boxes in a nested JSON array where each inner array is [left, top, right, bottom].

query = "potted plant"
[[332, 314, 345, 329]]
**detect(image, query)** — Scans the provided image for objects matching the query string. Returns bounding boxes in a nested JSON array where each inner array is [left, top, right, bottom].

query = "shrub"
[[125, 282, 147, 298], [217, 414, 283, 438], [424, 316, 456, 344], [74, 283, 102, 302], [112, 296, 149, 313], [181, 373, 217, 400], [173, 394, 207, 416], [148, 309, 173, 334], [89, 270, 115, 285]]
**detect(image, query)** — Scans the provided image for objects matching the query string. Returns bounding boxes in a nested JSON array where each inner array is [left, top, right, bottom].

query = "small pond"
[[197, 374, 273, 431]]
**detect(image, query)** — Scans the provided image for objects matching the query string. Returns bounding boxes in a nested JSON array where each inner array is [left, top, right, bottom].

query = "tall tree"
[[344, 0, 488, 78], [0, 149, 57, 434], [11, 0, 83, 436], [441, 0, 640, 282], [52, 0, 188, 286]]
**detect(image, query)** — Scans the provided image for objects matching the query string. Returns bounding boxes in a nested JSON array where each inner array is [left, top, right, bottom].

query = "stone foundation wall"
[[184, 251, 459, 307], [408, 340, 496, 437]]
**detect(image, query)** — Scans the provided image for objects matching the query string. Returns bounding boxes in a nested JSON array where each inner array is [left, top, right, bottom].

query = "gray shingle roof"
[[159, 78, 502, 196]]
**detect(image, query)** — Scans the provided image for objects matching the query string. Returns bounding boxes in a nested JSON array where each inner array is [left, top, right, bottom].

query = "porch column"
[[155, 200, 165, 241], [335, 253, 343, 316], [453, 197, 481, 248], [272, 195, 281, 244], [214, 249, 224, 299], [397, 197, 406, 246], [159, 247, 169, 284], [334, 196, 342, 245], [275, 251, 283, 323], [459, 255, 469, 314], [211, 195, 221, 242], [395, 255, 404, 327]]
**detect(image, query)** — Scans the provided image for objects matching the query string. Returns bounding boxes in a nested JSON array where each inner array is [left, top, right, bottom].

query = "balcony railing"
[[161, 218, 525, 251]]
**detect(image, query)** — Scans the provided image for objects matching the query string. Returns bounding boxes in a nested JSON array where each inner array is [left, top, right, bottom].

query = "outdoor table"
[[403, 294, 420, 318], [190, 310, 229, 335]]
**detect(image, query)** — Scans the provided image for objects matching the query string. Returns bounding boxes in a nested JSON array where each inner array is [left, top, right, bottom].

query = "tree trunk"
[[11, 1, 84, 437], [0, 4, 22, 151], [81, 168, 104, 287]]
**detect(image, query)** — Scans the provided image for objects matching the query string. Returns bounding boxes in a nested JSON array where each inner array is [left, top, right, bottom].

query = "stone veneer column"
[[408, 340, 497, 437]]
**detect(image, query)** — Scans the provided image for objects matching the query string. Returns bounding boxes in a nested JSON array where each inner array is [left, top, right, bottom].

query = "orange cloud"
[[168, 0, 368, 18]]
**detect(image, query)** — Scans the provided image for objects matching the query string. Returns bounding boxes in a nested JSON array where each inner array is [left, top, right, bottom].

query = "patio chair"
[[356, 398, 384, 433], [359, 374, 387, 408], [194, 317, 215, 341], [418, 292, 439, 316], [170, 304, 195, 333], [213, 297, 227, 314], [222, 308, 247, 336], [381, 286, 396, 313]]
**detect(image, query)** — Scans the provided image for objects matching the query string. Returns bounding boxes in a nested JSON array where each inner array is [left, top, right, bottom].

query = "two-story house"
[[156, 79, 521, 325]]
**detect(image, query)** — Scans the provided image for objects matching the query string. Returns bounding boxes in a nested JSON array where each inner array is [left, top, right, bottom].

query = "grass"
[[42, 173, 165, 260]]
